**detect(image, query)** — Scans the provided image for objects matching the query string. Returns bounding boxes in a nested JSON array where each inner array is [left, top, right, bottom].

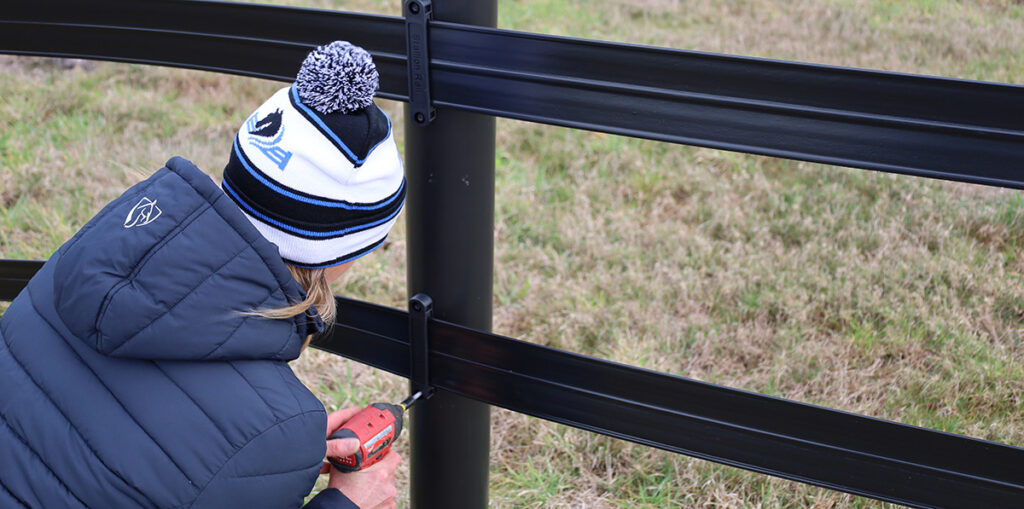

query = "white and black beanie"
[[221, 41, 405, 269]]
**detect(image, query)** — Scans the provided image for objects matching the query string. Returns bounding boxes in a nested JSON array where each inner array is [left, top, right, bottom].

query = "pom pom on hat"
[[295, 41, 379, 115]]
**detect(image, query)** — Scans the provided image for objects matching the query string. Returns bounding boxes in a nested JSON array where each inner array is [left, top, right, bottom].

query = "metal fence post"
[[404, 0, 497, 506]]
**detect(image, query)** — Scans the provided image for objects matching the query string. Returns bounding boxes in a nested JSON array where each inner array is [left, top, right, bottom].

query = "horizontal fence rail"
[[3, 260, 1024, 508], [0, 260, 41, 300], [2, 0, 1024, 189]]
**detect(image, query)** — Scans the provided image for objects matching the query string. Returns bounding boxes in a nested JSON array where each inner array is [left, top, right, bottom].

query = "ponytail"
[[245, 264, 337, 352]]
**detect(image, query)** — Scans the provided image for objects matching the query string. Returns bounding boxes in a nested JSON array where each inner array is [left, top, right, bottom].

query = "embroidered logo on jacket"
[[124, 197, 162, 228], [246, 108, 293, 171]]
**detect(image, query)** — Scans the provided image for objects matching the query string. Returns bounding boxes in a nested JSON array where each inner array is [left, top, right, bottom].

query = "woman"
[[0, 41, 403, 508]]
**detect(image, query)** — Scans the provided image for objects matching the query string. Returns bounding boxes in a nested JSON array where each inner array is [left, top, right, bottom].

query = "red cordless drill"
[[327, 391, 423, 472]]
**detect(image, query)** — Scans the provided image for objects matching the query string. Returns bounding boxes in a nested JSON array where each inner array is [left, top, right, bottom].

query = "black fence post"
[[403, 0, 497, 506]]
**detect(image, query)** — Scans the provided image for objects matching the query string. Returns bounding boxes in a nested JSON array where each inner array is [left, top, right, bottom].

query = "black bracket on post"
[[408, 293, 435, 398], [405, 0, 436, 126]]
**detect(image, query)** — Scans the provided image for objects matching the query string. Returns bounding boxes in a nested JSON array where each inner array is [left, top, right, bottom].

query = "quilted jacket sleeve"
[[190, 410, 329, 508]]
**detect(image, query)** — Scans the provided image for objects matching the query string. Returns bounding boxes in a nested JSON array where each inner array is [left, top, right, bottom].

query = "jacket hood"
[[50, 157, 320, 361]]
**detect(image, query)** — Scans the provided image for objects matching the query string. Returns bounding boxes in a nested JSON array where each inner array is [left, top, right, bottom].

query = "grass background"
[[3, 0, 1024, 507]]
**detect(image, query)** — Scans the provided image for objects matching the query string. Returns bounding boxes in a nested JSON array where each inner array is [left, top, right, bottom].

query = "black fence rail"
[[3, 1, 1024, 508], [4, 2, 1024, 187]]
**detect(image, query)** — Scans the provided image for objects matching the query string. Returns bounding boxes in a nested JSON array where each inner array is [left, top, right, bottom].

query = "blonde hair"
[[248, 264, 336, 351]]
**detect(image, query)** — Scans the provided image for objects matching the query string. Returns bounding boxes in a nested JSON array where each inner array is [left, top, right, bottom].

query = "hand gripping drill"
[[326, 391, 423, 472]]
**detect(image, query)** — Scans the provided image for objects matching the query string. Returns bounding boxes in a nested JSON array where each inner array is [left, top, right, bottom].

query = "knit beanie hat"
[[221, 41, 406, 269]]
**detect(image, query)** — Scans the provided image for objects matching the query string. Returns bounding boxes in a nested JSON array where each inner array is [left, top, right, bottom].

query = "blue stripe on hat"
[[222, 178, 402, 239], [282, 235, 389, 269]]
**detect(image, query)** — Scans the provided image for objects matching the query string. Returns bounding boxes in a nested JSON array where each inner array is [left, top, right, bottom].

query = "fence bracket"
[[408, 293, 435, 399], [404, 0, 435, 126]]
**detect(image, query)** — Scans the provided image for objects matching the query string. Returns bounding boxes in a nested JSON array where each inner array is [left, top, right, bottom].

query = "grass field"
[[3, 0, 1024, 507]]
